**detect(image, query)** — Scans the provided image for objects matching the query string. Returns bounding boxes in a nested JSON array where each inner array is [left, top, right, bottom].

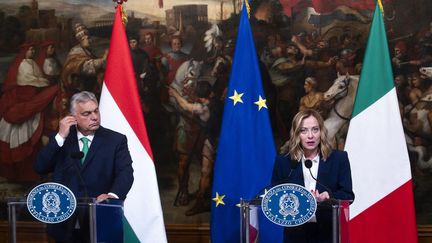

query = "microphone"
[[71, 151, 84, 160], [304, 159, 334, 200], [304, 159, 313, 169]]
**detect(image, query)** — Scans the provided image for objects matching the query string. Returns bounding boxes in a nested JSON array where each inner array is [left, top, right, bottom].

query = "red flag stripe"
[[349, 180, 417, 243], [104, 6, 153, 160], [249, 225, 258, 243]]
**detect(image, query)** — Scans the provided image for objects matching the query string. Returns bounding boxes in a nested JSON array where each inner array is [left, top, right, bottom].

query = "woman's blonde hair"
[[283, 109, 332, 161]]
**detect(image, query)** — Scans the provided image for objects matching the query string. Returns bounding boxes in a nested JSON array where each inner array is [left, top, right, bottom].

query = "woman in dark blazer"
[[272, 109, 354, 243]]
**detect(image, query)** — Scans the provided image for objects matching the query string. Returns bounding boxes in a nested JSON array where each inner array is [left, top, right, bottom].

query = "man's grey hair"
[[69, 91, 98, 114]]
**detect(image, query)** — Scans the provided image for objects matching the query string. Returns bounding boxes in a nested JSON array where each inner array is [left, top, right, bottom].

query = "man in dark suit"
[[34, 91, 134, 243]]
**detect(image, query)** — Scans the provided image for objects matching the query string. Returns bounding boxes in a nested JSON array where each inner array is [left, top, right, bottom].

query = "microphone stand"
[[305, 159, 345, 243], [68, 151, 91, 202], [304, 159, 335, 202]]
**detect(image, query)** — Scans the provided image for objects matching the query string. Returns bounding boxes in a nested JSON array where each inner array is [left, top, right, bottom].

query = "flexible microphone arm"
[[67, 152, 90, 201], [304, 159, 334, 199]]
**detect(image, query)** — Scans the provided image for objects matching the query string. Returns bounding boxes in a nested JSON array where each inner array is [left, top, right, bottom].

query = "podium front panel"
[[240, 199, 351, 243], [8, 197, 124, 243]]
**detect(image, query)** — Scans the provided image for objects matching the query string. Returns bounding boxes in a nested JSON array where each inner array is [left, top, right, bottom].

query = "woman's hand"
[[312, 189, 330, 202]]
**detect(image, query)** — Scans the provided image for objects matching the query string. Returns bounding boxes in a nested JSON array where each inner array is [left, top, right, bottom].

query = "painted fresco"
[[0, 0, 431, 226]]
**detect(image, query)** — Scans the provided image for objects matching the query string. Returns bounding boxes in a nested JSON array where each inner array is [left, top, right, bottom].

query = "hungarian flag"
[[345, 3, 417, 243], [99, 5, 167, 243]]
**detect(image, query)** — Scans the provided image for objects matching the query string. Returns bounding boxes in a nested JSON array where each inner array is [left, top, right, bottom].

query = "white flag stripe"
[[100, 84, 167, 242], [345, 88, 411, 219], [249, 206, 259, 229]]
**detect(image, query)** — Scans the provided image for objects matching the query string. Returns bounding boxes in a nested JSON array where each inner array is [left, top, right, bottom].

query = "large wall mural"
[[0, 0, 431, 226]]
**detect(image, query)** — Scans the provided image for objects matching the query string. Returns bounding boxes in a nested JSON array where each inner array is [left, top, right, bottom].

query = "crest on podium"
[[26, 182, 77, 224], [262, 183, 317, 227]]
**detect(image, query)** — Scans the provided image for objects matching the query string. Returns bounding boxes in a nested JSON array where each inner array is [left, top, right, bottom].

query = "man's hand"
[[58, 116, 77, 139], [96, 193, 116, 203]]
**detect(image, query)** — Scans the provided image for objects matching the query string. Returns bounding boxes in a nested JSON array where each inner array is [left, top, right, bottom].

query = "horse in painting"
[[323, 74, 359, 147]]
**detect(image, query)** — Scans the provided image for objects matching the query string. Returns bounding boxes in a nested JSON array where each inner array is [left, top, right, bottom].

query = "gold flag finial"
[[245, 0, 250, 19], [377, 0, 384, 16], [113, 0, 128, 25], [120, 5, 128, 25]]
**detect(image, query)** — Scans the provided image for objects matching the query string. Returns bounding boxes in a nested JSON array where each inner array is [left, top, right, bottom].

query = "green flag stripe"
[[352, 5, 394, 117], [123, 216, 140, 242]]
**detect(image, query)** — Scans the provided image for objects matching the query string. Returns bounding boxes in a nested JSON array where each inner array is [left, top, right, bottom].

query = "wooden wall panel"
[[166, 224, 210, 243], [419, 225, 432, 243], [0, 221, 53, 243]]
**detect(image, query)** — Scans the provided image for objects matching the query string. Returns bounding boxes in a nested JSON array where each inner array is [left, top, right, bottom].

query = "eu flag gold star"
[[254, 95, 267, 110], [229, 90, 244, 106], [212, 192, 226, 207]]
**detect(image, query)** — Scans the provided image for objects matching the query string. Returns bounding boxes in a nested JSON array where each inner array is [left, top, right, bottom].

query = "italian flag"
[[99, 5, 167, 243], [345, 3, 417, 243]]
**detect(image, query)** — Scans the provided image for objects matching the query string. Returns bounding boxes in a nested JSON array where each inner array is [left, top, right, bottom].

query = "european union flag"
[[211, 3, 283, 243]]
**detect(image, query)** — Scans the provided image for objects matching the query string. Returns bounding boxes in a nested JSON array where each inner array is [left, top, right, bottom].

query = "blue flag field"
[[210, 3, 283, 242]]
